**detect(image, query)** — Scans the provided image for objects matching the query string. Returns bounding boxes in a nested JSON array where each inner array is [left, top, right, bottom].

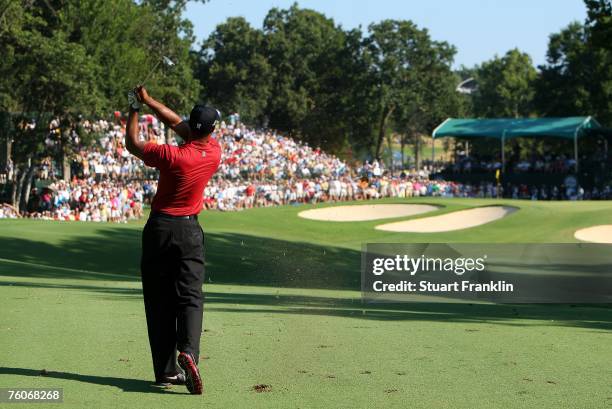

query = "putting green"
[[1, 198, 611, 408]]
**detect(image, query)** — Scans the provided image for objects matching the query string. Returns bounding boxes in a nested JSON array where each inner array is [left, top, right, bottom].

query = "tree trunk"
[[375, 105, 395, 160], [400, 136, 405, 169], [14, 165, 27, 213], [10, 167, 19, 208], [414, 132, 421, 171], [386, 133, 394, 175], [20, 164, 36, 212], [62, 155, 70, 181], [61, 126, 71, 181]]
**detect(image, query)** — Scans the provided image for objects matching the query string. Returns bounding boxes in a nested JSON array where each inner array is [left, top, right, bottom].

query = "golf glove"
[[127, 89, 142, 111]]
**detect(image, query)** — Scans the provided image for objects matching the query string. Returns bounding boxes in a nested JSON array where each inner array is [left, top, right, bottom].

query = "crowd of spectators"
[[72, 116, 163, 181], [447, 144, 611, 176], [23, 179, 146, 222], [449, 152, 579, 174], [2, 113, 610, 222], [2, 114, 162, 222], [200, 175, 612, 211]]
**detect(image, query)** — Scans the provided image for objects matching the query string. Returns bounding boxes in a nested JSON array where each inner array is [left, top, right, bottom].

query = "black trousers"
[[140, 214, 205, 380]]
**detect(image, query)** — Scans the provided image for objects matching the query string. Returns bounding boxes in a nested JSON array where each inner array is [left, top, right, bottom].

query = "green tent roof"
[[432, 117, 601, 140]]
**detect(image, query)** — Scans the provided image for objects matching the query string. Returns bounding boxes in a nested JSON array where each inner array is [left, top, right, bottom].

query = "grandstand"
[[1, 112, 612, 222], [431, 117, 612, 196]]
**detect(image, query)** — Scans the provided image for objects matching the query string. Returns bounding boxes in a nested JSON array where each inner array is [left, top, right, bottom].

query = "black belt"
[[150, 211, 198, 220]]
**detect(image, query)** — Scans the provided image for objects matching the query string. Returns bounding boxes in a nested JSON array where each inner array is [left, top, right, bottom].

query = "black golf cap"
[[189, 105, 220, 135]]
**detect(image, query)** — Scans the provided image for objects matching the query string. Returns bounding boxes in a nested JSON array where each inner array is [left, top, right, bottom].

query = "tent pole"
[[574, 133, 579, 173], [501, 131, 506, 173], [431, 138, 435, 165]]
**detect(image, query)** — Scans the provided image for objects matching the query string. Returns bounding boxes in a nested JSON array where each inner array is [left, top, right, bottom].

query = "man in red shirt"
[[125, 86, 221, 394]]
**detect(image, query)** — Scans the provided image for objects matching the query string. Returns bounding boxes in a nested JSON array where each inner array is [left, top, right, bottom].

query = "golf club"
[[139, 56, 175, 87]]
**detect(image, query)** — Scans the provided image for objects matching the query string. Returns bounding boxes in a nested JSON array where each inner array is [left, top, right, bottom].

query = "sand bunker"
[[574, 225, 612, 243], [375, 206, 517, 233], [298, 204, 439, 222]]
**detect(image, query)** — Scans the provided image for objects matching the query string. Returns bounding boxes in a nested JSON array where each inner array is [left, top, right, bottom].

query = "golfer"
[[125, 86, 221, 394]]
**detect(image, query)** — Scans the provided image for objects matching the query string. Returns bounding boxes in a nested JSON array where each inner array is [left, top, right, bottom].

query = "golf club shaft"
[[140, 59, 162, 87]]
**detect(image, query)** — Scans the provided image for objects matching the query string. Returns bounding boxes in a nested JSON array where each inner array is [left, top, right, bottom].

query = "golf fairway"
[[1, 198, 611, 408]]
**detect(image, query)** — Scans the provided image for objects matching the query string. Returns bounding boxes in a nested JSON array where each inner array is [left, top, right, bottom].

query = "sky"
[[184, 0, 587, 68]]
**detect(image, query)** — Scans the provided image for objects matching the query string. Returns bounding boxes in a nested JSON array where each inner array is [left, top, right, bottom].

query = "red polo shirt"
[[142, 138, 221, 216]]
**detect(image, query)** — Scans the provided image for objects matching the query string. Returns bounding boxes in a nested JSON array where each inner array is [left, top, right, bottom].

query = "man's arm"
[[126, 108, 145, 160], [136, 86, 191, 140]]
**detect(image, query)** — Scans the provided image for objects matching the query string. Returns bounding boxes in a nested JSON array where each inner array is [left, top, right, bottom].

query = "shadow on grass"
[[0, 226, 610, 330], [201, 291, 612, 330], [0, 367, 185, 394], [1, 280, 609, 330], [0, 227, 362, 290]]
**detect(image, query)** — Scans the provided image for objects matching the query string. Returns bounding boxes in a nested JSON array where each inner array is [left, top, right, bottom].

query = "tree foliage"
[[262, 5, 355, 151], [199, 17, 272, 124], [199, 7, 459, 158], [472, 49, 537, 118], [534, 1, 611, 123], [361, 20, 458, 160], [2, 0, 611, 207], [0, 0, 201, 209]]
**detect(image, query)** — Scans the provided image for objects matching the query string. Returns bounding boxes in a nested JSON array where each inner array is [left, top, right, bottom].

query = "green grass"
[[0, 198, 611, 408], [388, 138, 450, 162]]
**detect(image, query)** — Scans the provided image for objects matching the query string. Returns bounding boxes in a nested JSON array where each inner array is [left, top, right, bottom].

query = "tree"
[[362, 20, 458, 159], [585, 0, 611, 124], [534, 23, 594, 118], [139, 0, 203, 113], [585, 0, 612, 47], [0, 0, 29, 112], [61, 0, 201, 113], [335, 27, 379, 158], [198, 4, 355, 150], [534, 0, 611, 125], [0, 0, 203, 210], [262, 4, 354, 150], [394, 45, 460, 170], [473, 49, 537, 118], [199, 17, 272, 124], [4, 4, 100, 210]]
